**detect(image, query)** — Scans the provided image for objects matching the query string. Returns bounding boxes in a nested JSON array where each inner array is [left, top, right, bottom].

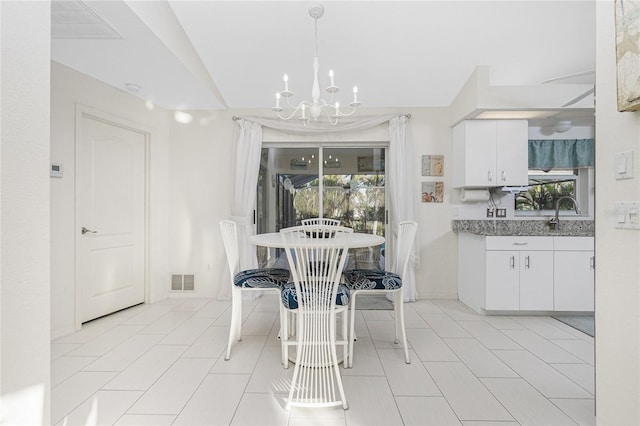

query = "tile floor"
[[52, 296, 595, 425]]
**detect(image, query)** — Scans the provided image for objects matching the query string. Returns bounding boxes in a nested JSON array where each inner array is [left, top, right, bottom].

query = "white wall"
[[167, 107, 459, 300], [49, 68, 460, 336], [595, 1, 640, 423], [167, 110, 235, 298], [50, 62, 171, 339], [0, 2, 51, 423]]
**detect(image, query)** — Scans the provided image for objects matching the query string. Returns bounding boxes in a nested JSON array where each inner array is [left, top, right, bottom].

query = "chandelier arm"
[[276, 101, 312, 121], [335, 106, 358, 117], [284, 96, 307, 110], [324, 108, 339, 126]]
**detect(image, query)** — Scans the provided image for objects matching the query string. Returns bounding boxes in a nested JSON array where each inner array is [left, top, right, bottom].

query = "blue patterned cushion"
[[234, 268, 290, 289], [343, 269, 402, 290], [280, 282, 351, 309]]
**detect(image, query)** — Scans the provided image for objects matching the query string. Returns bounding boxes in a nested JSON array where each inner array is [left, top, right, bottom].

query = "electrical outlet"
[[486, 208, 494, 218], [496, 208, 507, 218]]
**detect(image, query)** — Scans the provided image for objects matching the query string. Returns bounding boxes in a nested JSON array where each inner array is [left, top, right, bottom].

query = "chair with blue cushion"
[[344, 220, 417, 367], [219, 220, 290, 361], [279, 224, 352, 409]]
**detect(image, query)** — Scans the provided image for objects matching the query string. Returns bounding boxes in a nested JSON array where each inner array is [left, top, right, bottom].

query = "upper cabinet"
[[453, 120, 528, 188]]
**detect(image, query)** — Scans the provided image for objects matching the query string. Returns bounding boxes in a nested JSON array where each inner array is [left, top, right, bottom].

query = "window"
[[256, 145, 387, 269], [516, 138, 594, 216], [515, 168, 590, 215]]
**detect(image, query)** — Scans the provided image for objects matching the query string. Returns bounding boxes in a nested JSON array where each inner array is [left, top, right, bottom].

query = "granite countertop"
[[451, 219, 594, 237]]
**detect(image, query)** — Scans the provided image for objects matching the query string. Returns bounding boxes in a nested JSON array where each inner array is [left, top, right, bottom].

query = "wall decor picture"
[[422, 155, 444, 176], [615, 0, 640, 111], [357, 156, 384, 172], [422, 182, 444, 203], [290, 159, 308, 170]]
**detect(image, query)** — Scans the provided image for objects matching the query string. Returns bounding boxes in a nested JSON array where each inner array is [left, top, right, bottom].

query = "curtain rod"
[[232, 113, 411, 121]]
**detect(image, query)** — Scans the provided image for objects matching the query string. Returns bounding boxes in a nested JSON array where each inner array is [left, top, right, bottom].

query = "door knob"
[[81, 227, 97, 235]]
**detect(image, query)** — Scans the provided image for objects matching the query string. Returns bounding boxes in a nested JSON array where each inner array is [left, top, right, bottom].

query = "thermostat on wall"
[[50, 163, 63, 178]]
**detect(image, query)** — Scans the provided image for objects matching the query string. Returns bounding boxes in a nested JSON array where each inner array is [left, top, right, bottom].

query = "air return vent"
[[171, 274, 195, 292]]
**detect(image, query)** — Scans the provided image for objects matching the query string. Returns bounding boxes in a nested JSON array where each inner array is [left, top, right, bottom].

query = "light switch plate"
[[615, 151, 633, 180], [615, 201, 640, 229]]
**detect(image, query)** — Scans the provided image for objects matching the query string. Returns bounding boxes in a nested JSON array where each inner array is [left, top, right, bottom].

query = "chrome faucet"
[[548, 196, 580, 230]]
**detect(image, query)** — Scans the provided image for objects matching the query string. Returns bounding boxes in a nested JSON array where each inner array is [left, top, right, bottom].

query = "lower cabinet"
[[486, 250, 555, 310], [458, 233, 594, 313], [553, 237, 595, 311], [485, 237, 554, 311]]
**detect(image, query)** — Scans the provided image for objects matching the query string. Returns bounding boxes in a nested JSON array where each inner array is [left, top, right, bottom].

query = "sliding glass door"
[[256, 145, 386, 269]]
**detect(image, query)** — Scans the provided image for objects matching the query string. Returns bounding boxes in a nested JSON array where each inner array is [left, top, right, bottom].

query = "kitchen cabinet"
[[485, 237, 554, 311], [553, 237, 595, 311], [457, 233, 594, 314], [453, 120, 528, 188]]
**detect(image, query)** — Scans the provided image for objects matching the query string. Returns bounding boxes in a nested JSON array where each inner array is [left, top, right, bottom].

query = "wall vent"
[[171, 274, 195, 292]]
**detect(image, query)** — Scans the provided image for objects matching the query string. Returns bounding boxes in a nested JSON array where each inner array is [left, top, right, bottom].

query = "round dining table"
[[250, 231, 384, 249]]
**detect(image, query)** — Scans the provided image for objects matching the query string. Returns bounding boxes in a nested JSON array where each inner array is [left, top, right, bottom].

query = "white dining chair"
[[301, 217, 341, 226], [343, 220, 417, 367], [279, 224, 352, 410], [219, 220, 290, 360]]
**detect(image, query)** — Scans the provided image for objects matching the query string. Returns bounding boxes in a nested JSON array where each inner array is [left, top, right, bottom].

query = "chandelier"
[[272, 4, 360, 126]]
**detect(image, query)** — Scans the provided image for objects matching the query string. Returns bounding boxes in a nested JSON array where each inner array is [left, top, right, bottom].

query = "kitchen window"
[[514, 168, 592, 216], [515, 138, 594, 216]]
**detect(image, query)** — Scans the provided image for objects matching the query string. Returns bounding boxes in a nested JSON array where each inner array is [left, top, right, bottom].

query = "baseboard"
[[51, 325, 78, 341], [415, 292, 458, 300]]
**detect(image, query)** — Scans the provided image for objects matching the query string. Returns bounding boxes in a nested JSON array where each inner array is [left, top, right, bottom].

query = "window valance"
[[528, 139, 594, 170], [233, 114, 406, 134]]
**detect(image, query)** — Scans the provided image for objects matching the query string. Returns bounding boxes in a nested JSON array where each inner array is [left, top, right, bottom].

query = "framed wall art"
[[422, 182, 444, 203], [357, 156, 384, 172], [422, 155, 444, 176], [615, 0, 640, 111]]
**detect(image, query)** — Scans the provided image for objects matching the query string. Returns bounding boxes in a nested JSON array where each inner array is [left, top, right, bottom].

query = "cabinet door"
[[520, 251, 554, 310], [496, 120, 528, 186], [485, 251, 519, 310], [554, 251, 595, 311], [453, 121, 496, 187]]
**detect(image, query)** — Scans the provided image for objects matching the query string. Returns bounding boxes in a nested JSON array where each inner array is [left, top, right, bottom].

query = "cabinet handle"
[[501, 170, 506, 182], [513, 242, 528, 246], [590, 256, 595, 270], [510, 255, 515, 269], [525, 255, 530, 269], [488, 170, 493, 182]]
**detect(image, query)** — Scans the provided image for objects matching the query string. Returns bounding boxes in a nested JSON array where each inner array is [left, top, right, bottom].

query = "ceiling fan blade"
[[562, 87, 595, 107], [542, 70, 595, 84]]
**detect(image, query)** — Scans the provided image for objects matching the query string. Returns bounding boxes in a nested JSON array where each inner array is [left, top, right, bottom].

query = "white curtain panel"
[[388, 116, 419, 302], [218, 119, 263, 300]]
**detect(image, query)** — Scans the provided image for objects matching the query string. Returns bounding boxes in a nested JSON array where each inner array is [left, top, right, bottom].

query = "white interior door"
[[77, 114, 146, 323]]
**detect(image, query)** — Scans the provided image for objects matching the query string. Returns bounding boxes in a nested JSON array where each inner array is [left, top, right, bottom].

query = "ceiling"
[[51, 1, 596, 126]]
